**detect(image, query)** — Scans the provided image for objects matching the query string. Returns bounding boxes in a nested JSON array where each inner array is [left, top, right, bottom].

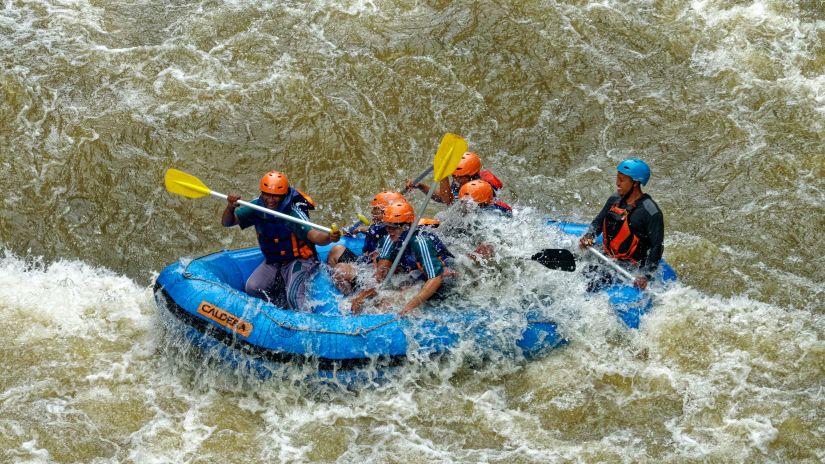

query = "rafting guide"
[[579, 158, 664, 291]]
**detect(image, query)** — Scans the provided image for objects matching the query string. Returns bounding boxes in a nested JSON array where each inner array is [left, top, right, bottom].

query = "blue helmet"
[[617, 158, 651, 186]]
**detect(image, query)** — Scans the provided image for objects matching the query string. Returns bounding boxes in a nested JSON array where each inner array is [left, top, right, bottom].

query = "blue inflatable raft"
[[153, 220, 676, 378]]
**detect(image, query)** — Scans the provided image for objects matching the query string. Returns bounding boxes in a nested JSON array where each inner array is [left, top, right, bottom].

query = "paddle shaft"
[[214, 191, 333, 233], [587, 247, 635, 281], [402, 166, 434, 193], [382, 177, 438, 288]]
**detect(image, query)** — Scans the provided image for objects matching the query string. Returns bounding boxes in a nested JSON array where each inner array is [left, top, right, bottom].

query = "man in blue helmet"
[[579, 158, 664, 290]]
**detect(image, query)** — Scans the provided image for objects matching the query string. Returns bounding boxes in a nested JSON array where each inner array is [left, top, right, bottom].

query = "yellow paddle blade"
[[164, 168, 211, 198], [433, 133, 468, 181], [357, 213, 371, 226]]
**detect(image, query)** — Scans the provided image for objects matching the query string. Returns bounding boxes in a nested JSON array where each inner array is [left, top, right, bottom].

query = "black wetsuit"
[[585, 192, 664, 279]]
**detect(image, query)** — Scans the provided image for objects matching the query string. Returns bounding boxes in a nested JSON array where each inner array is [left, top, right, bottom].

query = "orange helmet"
[[458, 180, 494, 206], [382, 202, 415, 224], [260, 171, 289, 195], [453, 151, 481, 177], [370, 191, 406, 208]]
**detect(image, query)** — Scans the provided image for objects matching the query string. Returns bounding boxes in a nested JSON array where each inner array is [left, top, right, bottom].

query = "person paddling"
[[458, 179, 512, 217], [453, 179, 512, 263], [349, 202, 453, 316], [578, 159, 664, 290], [405, 151, 503, 204], [326, 190, 406, 294], [223, 171, 341, 309]]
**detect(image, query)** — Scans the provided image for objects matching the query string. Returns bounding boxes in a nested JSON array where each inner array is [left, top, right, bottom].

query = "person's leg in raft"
[[328, 247, 359, 294], [327, 244, 347, 266], [282, 259, 320, 311], [245, 261, 282, 301]]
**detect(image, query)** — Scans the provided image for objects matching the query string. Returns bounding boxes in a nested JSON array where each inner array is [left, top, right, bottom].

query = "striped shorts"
[[244, 258, 319, 311]]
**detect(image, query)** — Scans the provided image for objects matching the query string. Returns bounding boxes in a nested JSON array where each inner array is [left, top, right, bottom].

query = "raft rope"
[[182, 254, 401, 337]]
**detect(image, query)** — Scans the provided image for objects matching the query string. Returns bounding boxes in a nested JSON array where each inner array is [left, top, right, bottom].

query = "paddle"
[[531, 246, 636, 282], [530, 249, 576, 271], [587, 247, 635, 281], [342, 213, 373, 237], [382, 133, 467, 288], [402, 166, 435, 194], [164, 168, 337, 234]]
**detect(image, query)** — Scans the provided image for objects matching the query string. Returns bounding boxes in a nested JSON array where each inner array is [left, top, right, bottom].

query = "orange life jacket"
[[602, 201, 641, 263], [478, 170, 503, 190], [493, 199, 512, 212]]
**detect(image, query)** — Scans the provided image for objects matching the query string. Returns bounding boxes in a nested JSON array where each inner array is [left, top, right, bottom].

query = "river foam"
[[1, 236, 822, 462]]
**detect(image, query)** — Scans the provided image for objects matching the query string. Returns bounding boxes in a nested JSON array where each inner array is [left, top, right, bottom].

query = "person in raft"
[[405, 151, 503, 204], [458, 179, 512, 217], [349, 202, 453, 316], [326, 190, 407, 294], [223, 170, 341, 309], [578, 158, 664, 291], [454, 179, 513, 263]]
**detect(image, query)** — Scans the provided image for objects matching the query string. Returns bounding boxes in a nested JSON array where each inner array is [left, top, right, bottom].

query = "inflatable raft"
[[153, 220, 676, 379]]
